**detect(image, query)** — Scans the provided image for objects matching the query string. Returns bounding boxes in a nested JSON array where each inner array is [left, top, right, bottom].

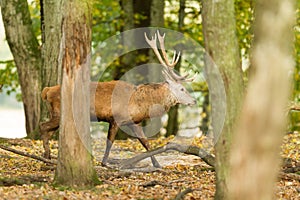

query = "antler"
[[145, 30, 194, 82]]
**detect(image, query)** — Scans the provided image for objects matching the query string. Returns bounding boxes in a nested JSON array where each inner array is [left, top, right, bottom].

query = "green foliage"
[[289, 5, 300, 131], [91, 1, 122, 81], [234, 0, 254, 56], [0, 0, 41, 101], [293, 6, 300, 100], [28, 0, 41, 43], [92, 1, 121, 45], [1, 0, 299, 130], [0, 60, 21, 101]]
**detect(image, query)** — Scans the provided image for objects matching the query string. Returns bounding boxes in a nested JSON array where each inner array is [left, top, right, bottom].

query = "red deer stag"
[[40, 31, 196, 168]]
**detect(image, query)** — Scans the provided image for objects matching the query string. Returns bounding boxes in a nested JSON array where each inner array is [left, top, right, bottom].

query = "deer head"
[[145, 31, 196, 106]]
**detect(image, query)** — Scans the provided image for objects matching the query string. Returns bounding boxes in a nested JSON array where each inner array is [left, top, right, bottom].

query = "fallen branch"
[[174, 188, 194, 200], [142, 180, 168, 187], [121, 142, 215, 169], [0, 144, 56, 165], [283, 166, 300, 174], [279, 172, 300, 181]]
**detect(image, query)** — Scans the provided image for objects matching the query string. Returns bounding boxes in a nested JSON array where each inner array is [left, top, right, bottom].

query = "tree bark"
[[228, 0, 295, 199], [166, 104, 179, 137], [1, 0, 42, 139], [114, 0, 135, 80], [40, 0, 63, 125], [54, 0, 99, 187], [143, 0, 165, 136], [202, 0, 244, 199], [166, 0, 184, 137], [133, 0, 151, 66], [200, 93, 210, 134]]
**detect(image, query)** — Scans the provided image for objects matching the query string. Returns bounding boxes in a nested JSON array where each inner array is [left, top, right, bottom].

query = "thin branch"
[[120, 142, 215, 169], [0, 144, 56, 165], [175, 188, 194, 200], [289, 105, 300, 111], [279, 172, 300, 181]]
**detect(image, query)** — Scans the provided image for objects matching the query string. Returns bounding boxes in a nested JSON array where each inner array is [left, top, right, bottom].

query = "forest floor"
[[0, 132, 299, 200]]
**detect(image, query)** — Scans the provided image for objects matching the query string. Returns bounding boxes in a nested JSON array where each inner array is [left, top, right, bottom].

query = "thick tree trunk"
[[201, 0, 244, 199], [1, 0, 42, 139], [40, 0, 63, 125], [54, 0, 99, 187], [228, 0, 295, 199]]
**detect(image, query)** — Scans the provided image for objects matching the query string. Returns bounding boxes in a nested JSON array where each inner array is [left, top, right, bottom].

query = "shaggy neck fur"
[[134, 82, 178, 112]]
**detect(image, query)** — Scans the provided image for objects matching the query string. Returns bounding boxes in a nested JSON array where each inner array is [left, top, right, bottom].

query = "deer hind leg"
[[130, 124, 161, 168], [102, 121, 119, 166], [40, 116, 60, 159]]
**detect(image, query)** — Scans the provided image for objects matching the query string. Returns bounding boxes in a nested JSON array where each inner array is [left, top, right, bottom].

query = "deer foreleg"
[[102, 121, 119, 166], [130, 124, 161, 168], [40, 116, 60, 159]]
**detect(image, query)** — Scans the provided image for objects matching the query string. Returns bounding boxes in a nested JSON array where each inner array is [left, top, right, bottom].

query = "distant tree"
[[1, 0, 42, 138], [290, 5, 300, 131], [166, 0, 184, 137], [228, 0, 295, 199], [143, 0, 166, 136], [201, 0, 245, 199], [54, 0, 99, 187]]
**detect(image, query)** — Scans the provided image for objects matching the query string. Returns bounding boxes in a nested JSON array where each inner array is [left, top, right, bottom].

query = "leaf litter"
[[0, 132, 299, 199]]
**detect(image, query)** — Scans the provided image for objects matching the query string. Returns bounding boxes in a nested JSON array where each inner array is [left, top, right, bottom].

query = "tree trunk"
[[166, 0, 185, 137], [54, 0, 99, 187], [133, 0, 151, 66], [228, 0, 295, 199], [143, 0, 165, 137], [116, 0, 152, 139], [166, 104, 179, 137], [200, 93, 210, 134], [201, 0, 244, 199], [1, 0, 42, 139], [40, 0, 63, 125], [114, 0, 135, 80]]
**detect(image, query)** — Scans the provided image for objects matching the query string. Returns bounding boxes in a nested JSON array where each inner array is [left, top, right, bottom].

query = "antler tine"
[[144, 32, 167, 68], [146, 31, 195, 82], [171, 50, 181, 67], [167, 68, 187, 81], [183, 72, 198, 82], [166, 67, 196, 82], [156, 30, 181, 68]]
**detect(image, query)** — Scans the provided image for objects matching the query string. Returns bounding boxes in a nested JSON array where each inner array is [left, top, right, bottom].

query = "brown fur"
[[40, 80, 179, 167]]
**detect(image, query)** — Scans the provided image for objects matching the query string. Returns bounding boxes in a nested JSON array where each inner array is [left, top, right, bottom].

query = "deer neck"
[[137, 82, 178, 111]]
